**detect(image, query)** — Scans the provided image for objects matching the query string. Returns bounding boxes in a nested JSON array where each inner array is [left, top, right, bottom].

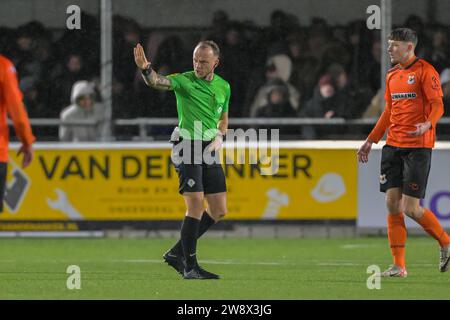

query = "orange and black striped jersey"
[[368, 56, 444, 148]]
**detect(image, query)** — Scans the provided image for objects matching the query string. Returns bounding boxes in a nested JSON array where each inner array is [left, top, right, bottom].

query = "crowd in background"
[[0, 10, 450, 140]]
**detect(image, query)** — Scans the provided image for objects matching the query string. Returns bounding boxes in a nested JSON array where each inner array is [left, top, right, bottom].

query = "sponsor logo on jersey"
[[391, 92, 417, 100]]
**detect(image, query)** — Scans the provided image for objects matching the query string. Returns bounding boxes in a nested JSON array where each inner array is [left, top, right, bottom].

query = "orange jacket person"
[[358, 28, 449, 277], [0, 54, 35, 212]]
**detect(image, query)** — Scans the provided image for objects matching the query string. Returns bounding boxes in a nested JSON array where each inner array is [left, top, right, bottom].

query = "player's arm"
[[408, 67, 445, 136], [408, 98, 444, 136], [1, 60, 35, 168], [134, 43, 172, 91], [427, 98, 444, 128], [217, 86, 231, 137], [217, 111, 228, 136], [357, 82, 392, 163], [141, 67, 172, 91], [367, 105, 392, 143], [207, 112, 228, 152]]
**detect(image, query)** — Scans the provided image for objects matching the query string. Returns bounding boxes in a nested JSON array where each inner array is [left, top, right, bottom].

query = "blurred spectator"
[[404, 15, 429, 58], [153, 35, 188, 74], [264, 10, 296, 55], [255, 82, 296, 117], [14, 24, 40, 78], [301, 74, 340, 119], [0, 27, 17, 59], [300, 74, 341, 139], [249, 54, 300, 116], [53, 12, 100, 75], [20, 76, 46, 118], [206, 10, 230, 48], [249, 10, 299, 72], [441, 68, 450, 117], [327, 63, 373, 119], [287, 32, 321, 103], [361, 89, 383, 118], [365, 34, 382, 94], [424, 26, 450, 74], [60, 81, 108, 142], [49, 53, 88, 115], [218, 22, 251, 117], [114, 16, 142, 87], [345, 20, 372, 85]]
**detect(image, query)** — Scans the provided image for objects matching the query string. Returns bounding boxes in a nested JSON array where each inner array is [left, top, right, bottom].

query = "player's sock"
[[387, 213, 407, 268], [180, 215, 200, 270], [170, 211, 216, 256], [416, 208, 450, 247]]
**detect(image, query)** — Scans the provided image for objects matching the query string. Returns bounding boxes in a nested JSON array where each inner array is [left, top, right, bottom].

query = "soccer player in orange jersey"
[[357, 28, 450, 277], [0, 54, 35, 212]]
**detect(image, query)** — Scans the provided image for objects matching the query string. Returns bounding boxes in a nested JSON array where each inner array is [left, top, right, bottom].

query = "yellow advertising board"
[[0, 143, 357, 224]]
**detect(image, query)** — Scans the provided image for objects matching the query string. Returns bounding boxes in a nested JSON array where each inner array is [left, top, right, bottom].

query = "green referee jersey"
[[167, 71, 230, 141]]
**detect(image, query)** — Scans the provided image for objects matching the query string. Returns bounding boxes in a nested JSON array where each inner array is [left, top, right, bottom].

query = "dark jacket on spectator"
[[256, 85, 297, 117]]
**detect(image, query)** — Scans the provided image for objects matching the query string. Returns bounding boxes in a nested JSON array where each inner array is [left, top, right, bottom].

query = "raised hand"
[[133, 43, 151, 70]]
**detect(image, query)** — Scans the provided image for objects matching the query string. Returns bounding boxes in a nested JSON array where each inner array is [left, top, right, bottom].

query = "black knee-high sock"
[[171, 211, 216, 256], [181, 216, 201, 269]]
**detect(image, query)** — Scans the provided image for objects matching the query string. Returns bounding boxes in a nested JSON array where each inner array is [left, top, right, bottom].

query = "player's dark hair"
[[196, 40, 220, 57], [388, 28, 418, 46]]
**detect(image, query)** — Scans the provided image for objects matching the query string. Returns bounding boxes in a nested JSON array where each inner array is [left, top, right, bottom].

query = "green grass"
[[0, 237, 449, 299]]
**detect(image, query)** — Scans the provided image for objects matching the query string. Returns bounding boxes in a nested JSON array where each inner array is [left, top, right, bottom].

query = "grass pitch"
[[0, 237, 449, 299]]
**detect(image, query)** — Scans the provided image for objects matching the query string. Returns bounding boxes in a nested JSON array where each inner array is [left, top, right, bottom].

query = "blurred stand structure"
[[0, 0, 449, 142]]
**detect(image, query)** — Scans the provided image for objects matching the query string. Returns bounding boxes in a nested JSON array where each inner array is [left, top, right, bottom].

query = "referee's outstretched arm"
[[134, 43, 172, 91]]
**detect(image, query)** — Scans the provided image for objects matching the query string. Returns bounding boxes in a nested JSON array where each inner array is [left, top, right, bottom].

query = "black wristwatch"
[[141, 64, 152, 76]]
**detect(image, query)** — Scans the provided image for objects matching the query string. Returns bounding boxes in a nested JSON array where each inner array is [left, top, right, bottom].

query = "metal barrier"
[[11, 117, 450, 140]]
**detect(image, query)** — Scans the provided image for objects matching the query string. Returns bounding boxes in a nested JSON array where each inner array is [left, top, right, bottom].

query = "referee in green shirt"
[[134, 40, 230, 279]]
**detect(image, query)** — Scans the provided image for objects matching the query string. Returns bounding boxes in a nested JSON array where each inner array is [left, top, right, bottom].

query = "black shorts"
[[171, 139, 226, 195], [0, 162, 7, 212], [380, 144, 432, 199]]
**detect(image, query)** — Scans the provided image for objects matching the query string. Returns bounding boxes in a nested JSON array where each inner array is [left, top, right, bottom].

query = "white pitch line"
[[0, 258, 437, 267], [112, 259, 294, 266], [112, 259, 436, 267], [317, 262, 364, 266]]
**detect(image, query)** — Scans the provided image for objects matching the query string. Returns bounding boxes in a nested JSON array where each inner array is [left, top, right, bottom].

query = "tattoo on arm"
[[142, 69, 172, 91]]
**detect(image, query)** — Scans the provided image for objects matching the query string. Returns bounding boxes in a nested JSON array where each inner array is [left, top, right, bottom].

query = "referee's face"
[[193, 46, 219, 79]]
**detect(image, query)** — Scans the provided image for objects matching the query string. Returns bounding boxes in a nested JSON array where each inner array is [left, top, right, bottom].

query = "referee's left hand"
[[206, 136, 223, 152], [408, 121, 431, 136]]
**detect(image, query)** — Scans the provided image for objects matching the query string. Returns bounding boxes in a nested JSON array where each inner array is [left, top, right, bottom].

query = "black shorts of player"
[[171, 139, 226, 195], [0, 162, 7, 212], [380, 144, 432, 199]]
